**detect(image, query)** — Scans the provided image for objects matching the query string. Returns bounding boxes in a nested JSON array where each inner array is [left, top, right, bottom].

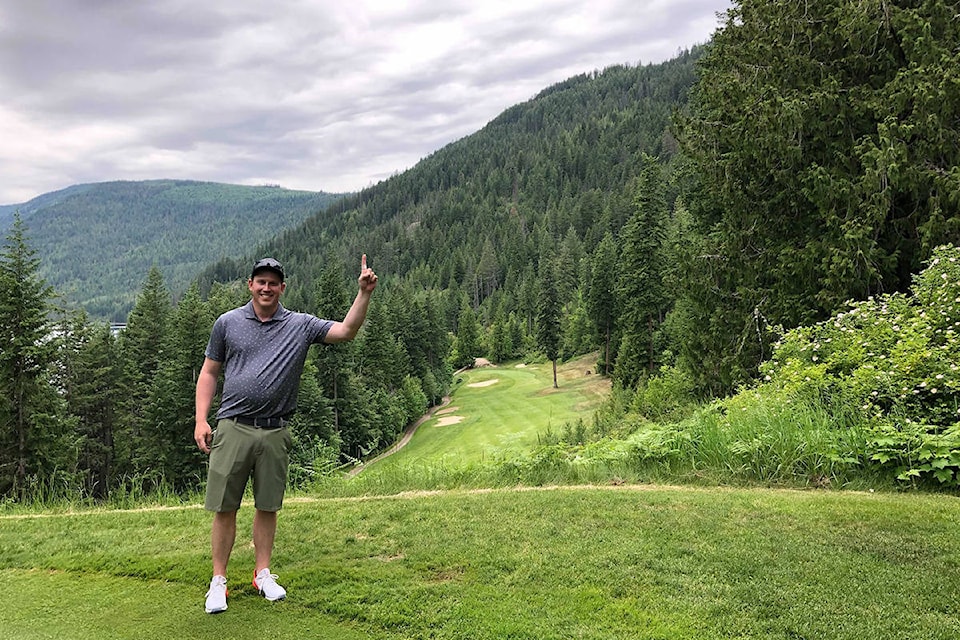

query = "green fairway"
[[366, 355, 609, 470]]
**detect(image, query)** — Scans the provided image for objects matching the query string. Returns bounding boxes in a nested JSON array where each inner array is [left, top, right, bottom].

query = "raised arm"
[[324, 254, 378, 344]]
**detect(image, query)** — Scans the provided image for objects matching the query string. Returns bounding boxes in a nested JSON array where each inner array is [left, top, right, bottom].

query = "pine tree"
[[451, 298, 482, 369], [0, 214, 74, 499], [143, 282, 210, 491], [587, 232, 618, 375], [615, 155, 667, 387], [60, 313, 127, 498], [536, 258, 562, 388], [676, 0, 960, 393], [118, 266, 172, 480]]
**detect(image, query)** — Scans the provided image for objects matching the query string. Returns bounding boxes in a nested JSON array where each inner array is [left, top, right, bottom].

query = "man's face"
[[248, 270, 285, 307]]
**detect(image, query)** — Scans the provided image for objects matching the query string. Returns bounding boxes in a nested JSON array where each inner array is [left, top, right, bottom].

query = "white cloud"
[[0, 0, 730, 204]]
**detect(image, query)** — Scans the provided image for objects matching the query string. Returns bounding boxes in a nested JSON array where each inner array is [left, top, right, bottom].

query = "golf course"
[[2, 356, 959, 639]]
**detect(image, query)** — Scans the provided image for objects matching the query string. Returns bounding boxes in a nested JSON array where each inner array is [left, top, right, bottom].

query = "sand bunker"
[[435, 406, 459, 415], [467, 379, 499, 388], [435, 416, 465, 426]]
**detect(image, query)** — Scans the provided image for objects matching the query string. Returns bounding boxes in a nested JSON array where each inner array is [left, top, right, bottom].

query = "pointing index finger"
[[361, 254, 367, 271]]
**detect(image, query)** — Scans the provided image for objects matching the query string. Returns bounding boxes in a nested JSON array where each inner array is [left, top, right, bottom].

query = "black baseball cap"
[[251, 257, 285, 281]]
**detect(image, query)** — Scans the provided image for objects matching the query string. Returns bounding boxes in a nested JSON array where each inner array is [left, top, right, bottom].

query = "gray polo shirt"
[[205, 300, 334, 420]]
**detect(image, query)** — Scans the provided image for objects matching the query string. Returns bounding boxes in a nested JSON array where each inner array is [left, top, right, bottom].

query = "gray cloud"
[[0, 0, 731, 203]]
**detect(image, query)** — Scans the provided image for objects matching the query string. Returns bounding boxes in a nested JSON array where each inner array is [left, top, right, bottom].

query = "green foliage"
[[450, 300, 482, 369], [760, 244, 960, 487], [3, 180, 342, 321], [616, 155, 668, 371], [536, 258, 562, 368], [586, 232, 618, 374], [675, 0, 960, 395], [629, 363, 699, 425], [60, 316, 128, 499], [0, 215, 77, 500]]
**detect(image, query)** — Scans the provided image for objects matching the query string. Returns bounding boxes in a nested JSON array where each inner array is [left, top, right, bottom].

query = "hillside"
[[2, 180, 344, 320], [198, 50, 702, 311], [1, 51, 700, 321]]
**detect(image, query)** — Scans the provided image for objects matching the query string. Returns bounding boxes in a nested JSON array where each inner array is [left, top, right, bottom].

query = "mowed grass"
[[5, 354, 960, 638], [2, 487, 960, 639], [367, 355, 609, 470]]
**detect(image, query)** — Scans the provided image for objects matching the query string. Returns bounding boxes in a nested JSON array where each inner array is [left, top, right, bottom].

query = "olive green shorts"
[[204, 418, 291, 512]]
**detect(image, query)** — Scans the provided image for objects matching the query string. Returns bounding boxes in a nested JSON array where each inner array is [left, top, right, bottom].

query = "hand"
[[358, 254, 378, 293], [195, 420, 213, 454]]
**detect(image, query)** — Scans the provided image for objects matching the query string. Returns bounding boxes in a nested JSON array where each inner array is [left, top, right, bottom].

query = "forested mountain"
[[1, 180, 343, 320], [3, 0, 957, 503], [199, 51, 700, 318]]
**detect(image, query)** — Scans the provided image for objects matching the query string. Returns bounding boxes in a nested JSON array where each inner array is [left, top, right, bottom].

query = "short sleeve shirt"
[[205, 301, 334, 420]]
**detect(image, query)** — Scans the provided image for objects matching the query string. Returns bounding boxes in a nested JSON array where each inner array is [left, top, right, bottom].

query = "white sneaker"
[[253, 568, 286, 601], [204, 575, 228, 613]]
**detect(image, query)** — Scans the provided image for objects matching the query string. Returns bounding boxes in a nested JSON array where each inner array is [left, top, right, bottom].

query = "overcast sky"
[[0, 0, 731, 205]]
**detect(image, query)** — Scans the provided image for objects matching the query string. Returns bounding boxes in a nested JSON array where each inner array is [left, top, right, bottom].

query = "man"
[[194, 255, 377, 614]]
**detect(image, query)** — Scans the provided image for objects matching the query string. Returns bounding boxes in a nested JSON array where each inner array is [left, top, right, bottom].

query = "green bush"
[[759, 244, 960, 487]]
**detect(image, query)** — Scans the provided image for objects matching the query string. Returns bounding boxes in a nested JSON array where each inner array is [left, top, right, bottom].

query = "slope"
[[2, 180, 345, 320], [198, 49, 703, 311]]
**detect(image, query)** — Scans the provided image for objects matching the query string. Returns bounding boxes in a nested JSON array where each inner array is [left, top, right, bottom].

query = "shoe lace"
[[207, 575, 227, 596], [256, 569, 279, 591]]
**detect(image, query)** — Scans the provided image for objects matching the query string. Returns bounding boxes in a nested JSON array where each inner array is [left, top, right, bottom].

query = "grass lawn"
[[365, 355, 610, 470], [2, 486, 959, 639], [5, 354, 960, 638]]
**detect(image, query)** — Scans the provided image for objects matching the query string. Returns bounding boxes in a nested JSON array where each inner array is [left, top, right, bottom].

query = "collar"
[[242, 300, 289, 323]]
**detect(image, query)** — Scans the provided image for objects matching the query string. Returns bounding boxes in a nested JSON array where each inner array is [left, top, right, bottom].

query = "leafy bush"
[[629, 363, 700, 423], [759, 244, 960, 487]]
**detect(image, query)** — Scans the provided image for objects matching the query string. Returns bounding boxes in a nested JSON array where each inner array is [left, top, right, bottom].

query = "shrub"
[[759, 244, 960, 487]]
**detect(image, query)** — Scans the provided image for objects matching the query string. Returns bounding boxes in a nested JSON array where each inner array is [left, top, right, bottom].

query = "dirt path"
[[347, 396, 452, 476]]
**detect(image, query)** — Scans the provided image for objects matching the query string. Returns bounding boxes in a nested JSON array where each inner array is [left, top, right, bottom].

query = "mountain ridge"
[[2, 179, 345, 320]]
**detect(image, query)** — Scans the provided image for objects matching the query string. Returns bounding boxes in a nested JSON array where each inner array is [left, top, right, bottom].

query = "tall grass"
[[324, 369, 898, 498]]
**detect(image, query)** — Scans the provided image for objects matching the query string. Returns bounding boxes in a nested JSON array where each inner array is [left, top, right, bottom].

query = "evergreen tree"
[[560, 291, 595, 361], [451, 298, 482, 369], [357, 295, 409, 391], [536, 258, 562, 388], [119, 266, 172, 479], [143, 282, 210, 491], [61, 315, 127, 499], [676, 0, 960, 393], [288, 359, 338, 482], [312, 258, 353, 435], [586, 232, 618, 375], [615, 155, 667, 388], [0, 214, 74, 499]]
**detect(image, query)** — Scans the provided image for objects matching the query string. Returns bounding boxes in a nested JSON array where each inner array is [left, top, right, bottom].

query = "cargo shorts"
[[204, 418, 292, 512]]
